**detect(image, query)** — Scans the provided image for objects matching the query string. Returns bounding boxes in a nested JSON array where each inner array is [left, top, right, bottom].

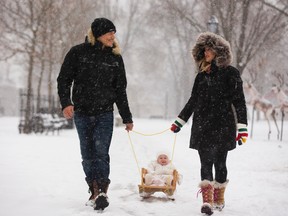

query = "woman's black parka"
[[178, 32, 247, 151]]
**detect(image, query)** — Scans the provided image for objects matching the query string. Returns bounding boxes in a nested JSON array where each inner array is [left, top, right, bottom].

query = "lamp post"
[[207, 15, 219, 34]]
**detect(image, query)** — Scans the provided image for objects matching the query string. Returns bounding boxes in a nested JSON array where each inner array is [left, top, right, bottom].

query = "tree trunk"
[[23, 54, 35, 134]]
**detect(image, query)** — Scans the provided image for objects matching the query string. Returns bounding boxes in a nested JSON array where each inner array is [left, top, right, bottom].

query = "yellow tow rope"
[[131, 128, 170, 136]]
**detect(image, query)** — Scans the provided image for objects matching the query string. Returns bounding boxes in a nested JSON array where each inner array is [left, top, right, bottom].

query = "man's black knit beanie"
[[91, 18, 116, 38]]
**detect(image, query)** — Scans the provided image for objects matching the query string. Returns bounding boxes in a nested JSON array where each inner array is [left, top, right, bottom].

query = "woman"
[[170, 32, 248, 215]]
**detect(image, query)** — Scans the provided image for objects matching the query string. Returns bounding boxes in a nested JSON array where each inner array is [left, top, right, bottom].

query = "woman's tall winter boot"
[[199, 180, 214, 215], [214, 180, 229, 211]]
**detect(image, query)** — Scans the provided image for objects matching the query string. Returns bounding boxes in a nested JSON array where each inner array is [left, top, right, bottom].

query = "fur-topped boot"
[[85, 180, 99, 206], [214, 180, 229, 211], [94, 182, 110, 211], [199, 180, 214, 215]]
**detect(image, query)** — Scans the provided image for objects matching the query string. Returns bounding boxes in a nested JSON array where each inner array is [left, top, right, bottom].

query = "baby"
[[145, 151, 182, 186]]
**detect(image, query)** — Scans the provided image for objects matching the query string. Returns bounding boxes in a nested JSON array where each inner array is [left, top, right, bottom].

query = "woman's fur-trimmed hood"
[[86, 28, 121, 55], [192, 32, 232, 69]]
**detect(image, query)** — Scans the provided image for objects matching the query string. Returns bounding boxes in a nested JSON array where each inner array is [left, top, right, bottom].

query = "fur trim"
[[199, 180, 214, 188], [214, 179, 229, 189], [96, 192, 108, 198], [112, 40, 121, 55], [87, 28, 96, 46], [202, 203, 213, 208], [192, 32, 232, 69], [85, 199, 95, 206], [87, 28, 121, 55]]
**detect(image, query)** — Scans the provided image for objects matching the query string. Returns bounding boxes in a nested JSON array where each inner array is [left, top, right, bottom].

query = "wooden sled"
[[138, 168, 179, 200]]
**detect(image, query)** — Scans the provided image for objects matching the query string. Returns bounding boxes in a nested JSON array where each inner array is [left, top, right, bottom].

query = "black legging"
[[198, 148, 228, 183]]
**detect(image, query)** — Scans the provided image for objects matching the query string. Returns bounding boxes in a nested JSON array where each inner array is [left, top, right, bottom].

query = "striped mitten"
[[236, 123, 248, 145], [170, 118, 186, 133]]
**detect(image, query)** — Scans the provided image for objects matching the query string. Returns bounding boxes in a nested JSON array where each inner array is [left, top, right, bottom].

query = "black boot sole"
[[201, 206, 213, 215]]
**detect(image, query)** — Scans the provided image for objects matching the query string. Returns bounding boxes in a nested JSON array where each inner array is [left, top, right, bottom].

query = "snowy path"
[[0, 117, 287, 216]]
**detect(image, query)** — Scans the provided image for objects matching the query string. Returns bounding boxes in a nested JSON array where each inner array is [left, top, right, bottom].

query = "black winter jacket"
[[57, 41, 133, 123], [178, 62, 247, 151], [178, 32, 247, 151]]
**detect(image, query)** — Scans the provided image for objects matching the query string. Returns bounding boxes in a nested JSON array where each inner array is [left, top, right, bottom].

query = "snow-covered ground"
[[0, 116, 287, 216]]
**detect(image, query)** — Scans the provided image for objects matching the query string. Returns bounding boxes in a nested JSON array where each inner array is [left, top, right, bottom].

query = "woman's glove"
[[171, 123, 181, 133], [170, 118, 186, 133], [236, 123, 248, 145]]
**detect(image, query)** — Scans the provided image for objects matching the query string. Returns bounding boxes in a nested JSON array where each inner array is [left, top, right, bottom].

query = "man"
[[57, 17, 133, 211]]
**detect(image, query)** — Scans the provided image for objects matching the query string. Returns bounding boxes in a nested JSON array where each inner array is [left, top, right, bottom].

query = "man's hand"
[[63, 105, 74, 119], [125, 123, 134, 132]]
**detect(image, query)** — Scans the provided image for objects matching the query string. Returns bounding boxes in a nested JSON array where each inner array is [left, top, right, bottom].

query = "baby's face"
[[157, 154, 169, 165]]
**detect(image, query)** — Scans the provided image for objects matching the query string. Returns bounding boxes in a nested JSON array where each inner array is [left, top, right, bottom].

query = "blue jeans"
[[74, 112, 113, 184]]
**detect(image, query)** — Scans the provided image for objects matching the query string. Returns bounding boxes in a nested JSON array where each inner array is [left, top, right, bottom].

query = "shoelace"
[[196, 184, 213, 198], [214, 189, 219, 201]]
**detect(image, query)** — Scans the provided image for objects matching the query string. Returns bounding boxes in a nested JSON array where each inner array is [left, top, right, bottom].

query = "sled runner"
[[138, 168, 179, 199]]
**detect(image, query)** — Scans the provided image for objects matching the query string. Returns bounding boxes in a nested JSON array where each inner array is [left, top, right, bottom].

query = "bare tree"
[[207, 0, 287, 75], [1, 0, 287, 120], [146, 0, 203, 113], [0, 0, 56, 133], [261, 0, 288, 17]]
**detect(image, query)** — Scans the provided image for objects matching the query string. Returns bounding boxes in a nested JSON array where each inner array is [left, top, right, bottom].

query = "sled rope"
[[131, 128, 170, 136], [127, 128, 178, 177], [127, 131, 141, 176]]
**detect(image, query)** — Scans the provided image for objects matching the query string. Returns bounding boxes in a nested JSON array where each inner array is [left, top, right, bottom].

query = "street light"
[[207, 15, 219, 33]]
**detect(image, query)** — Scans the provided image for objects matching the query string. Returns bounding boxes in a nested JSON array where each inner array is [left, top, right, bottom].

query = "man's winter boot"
[[85, 180, 99, 206], [214, 180, 229, 211], [94, 182, 109, 211], [199, 180, 214, 215]]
